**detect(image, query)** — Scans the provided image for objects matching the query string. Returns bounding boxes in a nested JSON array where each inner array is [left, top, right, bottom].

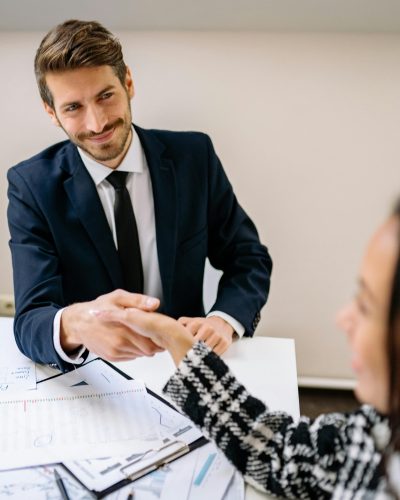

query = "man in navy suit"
[[7, 20, 272, 371]]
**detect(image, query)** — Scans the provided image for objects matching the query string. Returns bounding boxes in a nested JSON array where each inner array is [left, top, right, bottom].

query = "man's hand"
[[95, 309, 195, 366], [178, 316, 234, 355], [60, 289, 163, 361]]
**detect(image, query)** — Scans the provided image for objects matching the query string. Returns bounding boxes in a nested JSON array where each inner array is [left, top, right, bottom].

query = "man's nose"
[[85, 105, 107, 134]]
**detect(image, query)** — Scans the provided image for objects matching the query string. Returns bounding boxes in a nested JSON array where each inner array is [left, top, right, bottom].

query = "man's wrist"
[[207, 311, 245, 338], [60, 304, 84, 352], [209, 316, 234, 336], [54, 308, 86, 364]]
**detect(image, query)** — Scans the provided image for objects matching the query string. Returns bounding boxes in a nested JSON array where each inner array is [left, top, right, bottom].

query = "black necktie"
[[107, 171, 144, 293]]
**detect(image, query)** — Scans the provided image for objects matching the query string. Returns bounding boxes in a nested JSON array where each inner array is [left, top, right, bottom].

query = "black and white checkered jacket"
[[164, 342, 393, 499]]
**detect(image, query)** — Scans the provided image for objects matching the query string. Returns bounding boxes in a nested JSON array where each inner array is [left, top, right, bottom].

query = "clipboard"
[[39, 358, 207, 498]]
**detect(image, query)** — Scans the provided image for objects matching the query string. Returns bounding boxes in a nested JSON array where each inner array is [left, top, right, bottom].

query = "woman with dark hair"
[[386, 200, 400, 496], [97, 201, 400, 498]]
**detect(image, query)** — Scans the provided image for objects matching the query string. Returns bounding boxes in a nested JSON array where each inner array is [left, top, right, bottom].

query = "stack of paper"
[[0, 358, 243, 499]]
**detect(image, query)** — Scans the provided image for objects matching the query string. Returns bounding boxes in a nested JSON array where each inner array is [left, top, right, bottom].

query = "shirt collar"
[[77, 126, 144, 186]]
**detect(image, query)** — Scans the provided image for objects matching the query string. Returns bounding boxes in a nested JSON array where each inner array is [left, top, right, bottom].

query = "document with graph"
[[0, 378, 163, 470], [59, 359, 206, 498], [0, 358, 230, 499]]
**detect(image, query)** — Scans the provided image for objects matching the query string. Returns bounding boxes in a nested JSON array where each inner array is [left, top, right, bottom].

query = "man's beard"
[[73, 115, 132, 163], [57, 101, 133, 164]]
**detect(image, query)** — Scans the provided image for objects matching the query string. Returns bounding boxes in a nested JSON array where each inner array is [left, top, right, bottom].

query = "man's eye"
[[65, 104, 79, 112], [100, 92, 113, 100]]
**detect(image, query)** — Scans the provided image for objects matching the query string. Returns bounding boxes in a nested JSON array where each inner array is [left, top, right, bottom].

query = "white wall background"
[[1, 31, 399, 381]]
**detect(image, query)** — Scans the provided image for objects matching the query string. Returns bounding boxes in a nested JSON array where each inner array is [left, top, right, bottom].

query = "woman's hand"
[[94, 308, 195, 366], [61, 290, 162, 361]]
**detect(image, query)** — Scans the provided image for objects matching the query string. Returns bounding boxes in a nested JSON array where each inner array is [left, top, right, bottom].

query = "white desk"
[[115, 336, 300, 420], [0, 316, 299, 498]]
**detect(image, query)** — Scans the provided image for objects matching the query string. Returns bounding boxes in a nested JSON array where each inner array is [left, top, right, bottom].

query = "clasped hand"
[[61, 289, 235, 363], [60, 289, 163, 361], [93, 309, 235, 365]]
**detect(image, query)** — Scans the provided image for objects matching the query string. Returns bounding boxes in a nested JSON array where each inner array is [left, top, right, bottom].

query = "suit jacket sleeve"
[[205, 135, 272, 335], [7, 166, 75, 370]]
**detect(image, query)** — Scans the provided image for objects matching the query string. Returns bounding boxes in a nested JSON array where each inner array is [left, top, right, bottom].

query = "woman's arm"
[[96, 309, 381, 498], [165, 341, 348, 498]]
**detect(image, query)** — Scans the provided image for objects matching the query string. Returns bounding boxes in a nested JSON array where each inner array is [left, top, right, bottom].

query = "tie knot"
[[107, 171, 129, 190]]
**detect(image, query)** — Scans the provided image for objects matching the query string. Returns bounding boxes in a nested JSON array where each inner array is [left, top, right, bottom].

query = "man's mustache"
[[77, 118, 124, 141]]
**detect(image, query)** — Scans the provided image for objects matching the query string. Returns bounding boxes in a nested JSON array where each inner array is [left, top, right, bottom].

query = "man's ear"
[[125, 67, 135, 99], [43, 102, 61, 127]]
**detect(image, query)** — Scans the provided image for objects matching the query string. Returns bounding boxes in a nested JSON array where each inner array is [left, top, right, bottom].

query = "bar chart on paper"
[[189, 443, 244, 500]]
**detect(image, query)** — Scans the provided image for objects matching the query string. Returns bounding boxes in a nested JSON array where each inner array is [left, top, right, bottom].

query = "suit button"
[[252, 312, 261, 330]]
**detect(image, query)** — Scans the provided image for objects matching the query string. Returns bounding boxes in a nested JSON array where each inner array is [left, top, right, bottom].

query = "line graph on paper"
[[0, 387, 151, 450], [149, 397, 201, 442], [0, 381, 162, 470], [0, 465, 170, 500], [0, 466, 92, 500]]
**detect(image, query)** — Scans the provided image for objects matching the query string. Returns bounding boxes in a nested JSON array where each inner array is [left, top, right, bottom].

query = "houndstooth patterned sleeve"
[[163, 341, 385, 499]]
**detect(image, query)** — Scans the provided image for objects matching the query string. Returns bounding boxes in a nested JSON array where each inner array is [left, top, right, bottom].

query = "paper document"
[[65, 437, 189, 492], [60, 359, 203, 495], [0, 380, 162, 470], [0, 455, 194, 500], [0, 357, 237, 499], [223, 471, 245, 500], [188, 443, 237, 500], [64, 386, 203, 492], [0, 317, 36, 392], [108, 450, 197, 500], [41, 358, 135, 391], [0, 465, 92, 499], [0, 364, 36, 393], [0, 448, 243, 500]]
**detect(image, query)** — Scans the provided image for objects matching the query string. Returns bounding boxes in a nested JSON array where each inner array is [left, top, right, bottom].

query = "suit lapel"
[[61, 145, 123, 289], [135, 126, 178, 310]]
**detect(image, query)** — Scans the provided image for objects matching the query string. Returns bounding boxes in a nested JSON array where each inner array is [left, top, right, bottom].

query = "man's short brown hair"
[[34, 19, 127, 107]]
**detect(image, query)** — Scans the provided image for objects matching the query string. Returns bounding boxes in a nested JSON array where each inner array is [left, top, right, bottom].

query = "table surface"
[[114, 336, 300, 419], [0, 316, 299, 498]]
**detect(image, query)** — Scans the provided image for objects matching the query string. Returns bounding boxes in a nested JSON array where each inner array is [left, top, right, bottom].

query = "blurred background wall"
[[1, 1, 399, 384]]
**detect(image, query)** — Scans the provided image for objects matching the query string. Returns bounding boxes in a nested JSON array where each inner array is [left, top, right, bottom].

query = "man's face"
[[44, 65, 134, 168]]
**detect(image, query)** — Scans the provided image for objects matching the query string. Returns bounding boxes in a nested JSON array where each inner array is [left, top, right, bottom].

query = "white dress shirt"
[[54, 128, 243, 364]]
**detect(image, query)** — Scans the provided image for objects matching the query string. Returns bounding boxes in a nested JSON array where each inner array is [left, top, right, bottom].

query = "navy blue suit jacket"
[[7, 125, 272, 370]]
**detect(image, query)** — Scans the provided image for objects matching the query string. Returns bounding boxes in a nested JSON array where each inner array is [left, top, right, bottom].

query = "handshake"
[[60, 289, 235, 365]]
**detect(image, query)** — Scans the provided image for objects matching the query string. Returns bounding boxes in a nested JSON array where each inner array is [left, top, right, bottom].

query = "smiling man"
[[7, 20, 272, 371], [44, 66, 133, 166]]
